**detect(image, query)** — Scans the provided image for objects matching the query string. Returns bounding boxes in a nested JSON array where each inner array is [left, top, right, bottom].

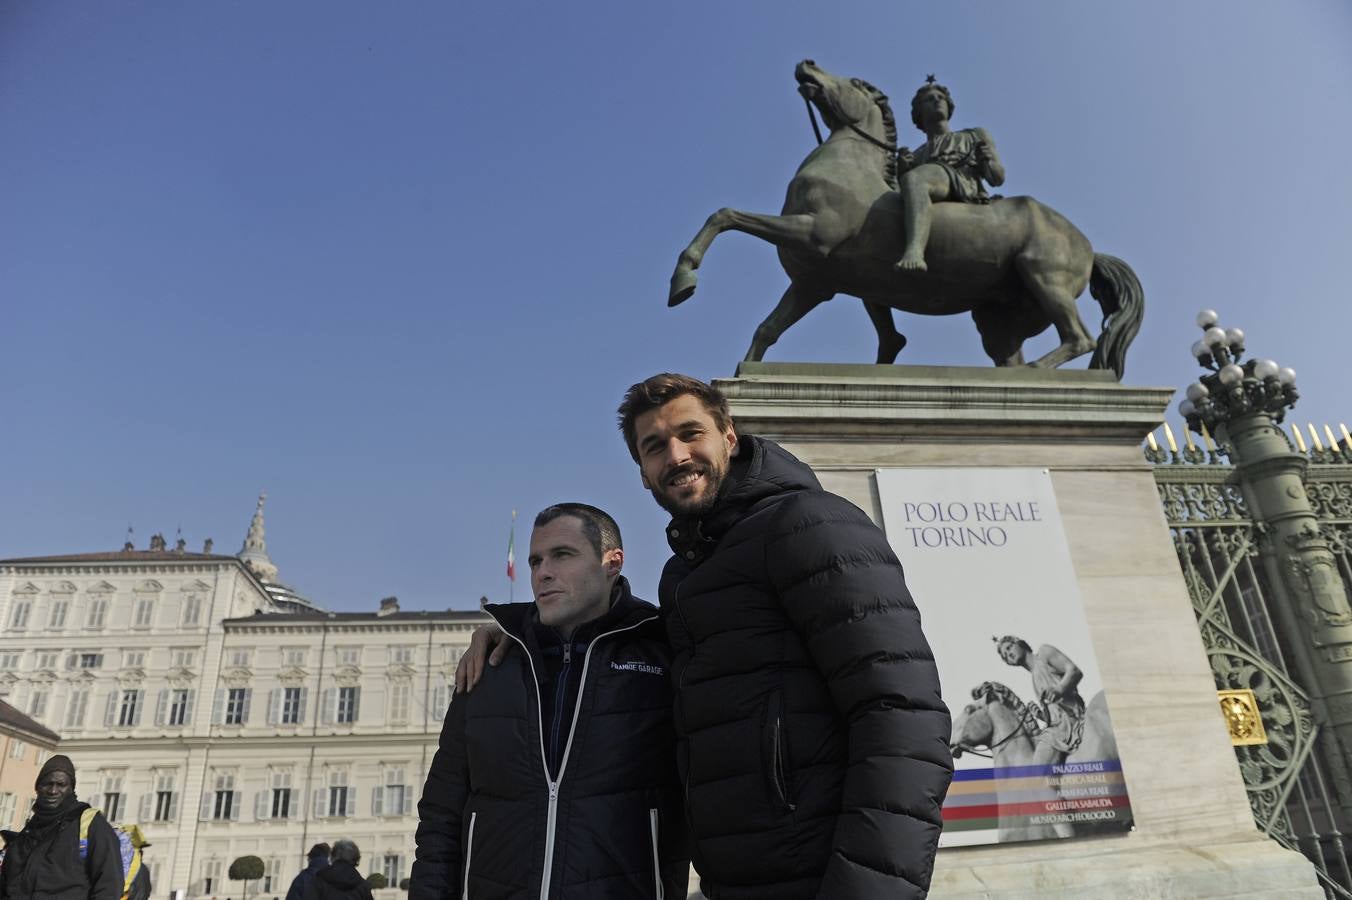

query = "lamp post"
[[1181, 309, 1352, 802]]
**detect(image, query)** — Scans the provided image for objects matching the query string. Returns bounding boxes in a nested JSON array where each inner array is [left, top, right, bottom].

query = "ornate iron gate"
[[1153, 437, 1352, 898]]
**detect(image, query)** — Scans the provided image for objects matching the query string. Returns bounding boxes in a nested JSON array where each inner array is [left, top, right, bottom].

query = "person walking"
[[285, 843, 330, 900], [0, 755, 124, 900], [302, 841, 371, 900]]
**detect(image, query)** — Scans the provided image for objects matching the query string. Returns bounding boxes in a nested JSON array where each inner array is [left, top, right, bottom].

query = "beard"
[[650, 462, 728, 518]]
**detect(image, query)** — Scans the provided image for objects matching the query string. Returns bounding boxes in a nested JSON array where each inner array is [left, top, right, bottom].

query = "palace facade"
[[0, 497, 489, 899]]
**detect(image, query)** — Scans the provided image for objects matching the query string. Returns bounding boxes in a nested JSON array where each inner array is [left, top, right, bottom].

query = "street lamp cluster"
[[1180, 309, 1299, 434]]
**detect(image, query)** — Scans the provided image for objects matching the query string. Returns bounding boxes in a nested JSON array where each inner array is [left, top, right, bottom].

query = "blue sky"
[[3, 2, 1350, 612]]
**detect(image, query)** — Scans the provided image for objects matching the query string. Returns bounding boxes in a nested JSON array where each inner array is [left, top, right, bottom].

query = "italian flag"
[[506, 510, 517, 582]]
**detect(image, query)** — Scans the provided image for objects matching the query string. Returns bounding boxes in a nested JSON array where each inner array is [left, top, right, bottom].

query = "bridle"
[[952, 702, 1041, 760], [803, 94, 902, 164]]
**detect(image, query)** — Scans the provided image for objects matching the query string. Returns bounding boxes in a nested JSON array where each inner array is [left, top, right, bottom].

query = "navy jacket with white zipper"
[[411, 579, 689, 900]]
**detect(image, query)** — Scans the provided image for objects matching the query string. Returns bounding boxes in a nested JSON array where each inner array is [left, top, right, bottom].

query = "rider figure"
[[895, 77, 1005, 272], [995, 635, 1085, 756]]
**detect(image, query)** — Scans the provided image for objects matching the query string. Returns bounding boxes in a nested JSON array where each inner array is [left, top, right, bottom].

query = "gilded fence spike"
[[1163, 422, 1179, 453], [1309, 423, 1325, 453], [1341, 423, 1352, 453], [1325, 425, 1340, 456], [1292, 424, 1308, 453]]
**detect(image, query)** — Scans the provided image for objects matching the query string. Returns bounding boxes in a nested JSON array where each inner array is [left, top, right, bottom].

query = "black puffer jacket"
[[301, 861, 373, 900], [411, 581, 688, 900], [0, 802, 123, 900], [660, 436, 953, 900]]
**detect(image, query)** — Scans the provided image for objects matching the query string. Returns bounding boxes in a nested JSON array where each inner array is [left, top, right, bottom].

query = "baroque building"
[[0, 497, 489, 899], [0, 699, 60, 831]]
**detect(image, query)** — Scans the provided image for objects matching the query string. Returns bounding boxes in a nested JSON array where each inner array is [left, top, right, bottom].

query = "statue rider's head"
[[910, 77, 954, 131], [994, 635, 1031, 666]]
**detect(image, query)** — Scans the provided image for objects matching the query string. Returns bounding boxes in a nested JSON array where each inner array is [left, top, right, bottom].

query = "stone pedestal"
[[711, 362, 1323, 899]]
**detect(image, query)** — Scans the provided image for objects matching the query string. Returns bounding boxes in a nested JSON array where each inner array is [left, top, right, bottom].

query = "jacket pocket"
[[764, 694, 796, 813], [649, 808, 664, 900], [461, 811, 477, 900]]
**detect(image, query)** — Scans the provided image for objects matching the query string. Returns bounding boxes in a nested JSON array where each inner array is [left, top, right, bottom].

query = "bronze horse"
[[669, 61, 1143, 377]]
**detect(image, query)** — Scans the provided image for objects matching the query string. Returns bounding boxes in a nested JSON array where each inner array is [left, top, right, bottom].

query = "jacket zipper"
[[548, 641, 573, 775], [649, 808, 664, 900], [461, 811, 477, 900], [771, 717, 796, 812], [488, 609, 660, 900]]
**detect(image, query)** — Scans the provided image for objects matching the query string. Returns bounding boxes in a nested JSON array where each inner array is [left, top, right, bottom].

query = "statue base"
[[691, 362, 1323, 899]]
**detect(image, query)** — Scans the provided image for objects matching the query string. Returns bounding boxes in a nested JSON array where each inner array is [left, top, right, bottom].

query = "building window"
[[281, 687, 306, 725], [36, 651, 58, 670], [9, 601, 32, 630], [171, 649, 196, 668], [374, 767, 410, 816], [85, 598, 109, 629], [133, 598, 155, 628], [264, 858, 281, 893], [336, 647, 360, 666], [8, 741, 27, 761], [0, 652, 20, 670], [391, 646, 415, 665], [269, 771, 293, 819], [228, 649, 251, 668], [47, 600, 69, 630], [224, 688, 251, 725], [201, 859, 221, 894], [182, 595, 202, 627], [168, 689, 193, 726], [0, 792, 16, 830], [123, 651, 145, 668], [65, 689, 90, 728], [381, 855, 403, 887], [153, 772, 178, 821], [284, 648, 307, 667], [324, 771, 350, 818], [116, 689, 143, 727], [101, 773, 124, 822], [388, 682, 411, 724], [337, 687, 360, 724], [78, 653, 103, 669], [28, 689, 48, 721], [211, 773, 238, 820]]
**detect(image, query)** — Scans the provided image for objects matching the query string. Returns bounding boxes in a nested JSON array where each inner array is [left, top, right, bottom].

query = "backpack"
[[78, 808, 144, 900]]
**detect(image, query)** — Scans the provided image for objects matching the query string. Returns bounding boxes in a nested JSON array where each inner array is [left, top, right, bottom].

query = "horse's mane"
[[973, 680, 1044, 735], [850, 77, 899, 190]]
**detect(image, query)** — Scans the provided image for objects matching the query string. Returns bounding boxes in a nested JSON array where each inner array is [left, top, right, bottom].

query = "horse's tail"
[[1087, 254, 1144, 379]]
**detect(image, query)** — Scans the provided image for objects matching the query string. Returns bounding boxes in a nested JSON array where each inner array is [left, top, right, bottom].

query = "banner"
[[876, 467, 1134, 847]]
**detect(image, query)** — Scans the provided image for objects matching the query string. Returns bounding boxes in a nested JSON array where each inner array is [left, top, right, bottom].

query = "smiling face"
[[35, 770, 73, 811], [633, 394, 739, 518], [529, 514, 621, 638]]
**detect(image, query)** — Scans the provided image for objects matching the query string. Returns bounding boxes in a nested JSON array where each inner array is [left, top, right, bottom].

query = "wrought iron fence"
[[1152, 430, 1352, 899]]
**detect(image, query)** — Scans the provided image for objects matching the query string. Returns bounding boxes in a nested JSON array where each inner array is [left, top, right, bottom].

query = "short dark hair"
[[617, 373, 732, 462], [910, 81, 955, 130], [331, 840, 360, 865], [534, 503, 622, 557], [307, 843, 330, 860]]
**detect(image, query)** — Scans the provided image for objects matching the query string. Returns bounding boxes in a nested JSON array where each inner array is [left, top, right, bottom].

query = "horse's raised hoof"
[[669, 269, 698, 307]]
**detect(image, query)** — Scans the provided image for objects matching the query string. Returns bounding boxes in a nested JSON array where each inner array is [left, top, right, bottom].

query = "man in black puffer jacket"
[[411, 503, 688, 900], [618, 374, 953, 900]]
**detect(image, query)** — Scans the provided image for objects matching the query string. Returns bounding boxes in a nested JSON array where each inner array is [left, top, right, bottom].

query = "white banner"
[[876, 467, 1133, 847]]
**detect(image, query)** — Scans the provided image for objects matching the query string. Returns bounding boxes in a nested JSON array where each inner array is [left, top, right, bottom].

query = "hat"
[[36, 754, 76, 790]]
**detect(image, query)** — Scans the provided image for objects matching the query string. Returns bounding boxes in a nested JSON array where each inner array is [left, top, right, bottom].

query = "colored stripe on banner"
[[951, 759, 1124, 781]]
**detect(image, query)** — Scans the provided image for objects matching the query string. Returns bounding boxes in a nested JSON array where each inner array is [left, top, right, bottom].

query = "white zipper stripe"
[[649, 808, 663, 900], [461, 811, 477, 900], [486, 609, 660, 900]]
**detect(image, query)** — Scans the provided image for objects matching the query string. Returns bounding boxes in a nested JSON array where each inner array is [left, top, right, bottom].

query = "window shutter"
[[230, 792, 241, 821], [401, 786, 413, 816], [313, 789, 325, 818], [344, 787, 356, 818], [321, 689, 334, 725], [431, 685, 448, 720], [241, 689, 252, 724], [371, 785, 383, 817], [352, 687, 361, 722], [88, 793, 102, 812], [104, 691, 119, 727], [255, 790, 269, 821], [132, 690, 145, 726], [154, 690, 168, 727], [139, 793, 153, 821], [211, 689, 224, 725], [297, 688, 308, 723], [168, 793, 179, 822], [267, 690, 280, 725], [184, 690, 195, 725], [200, 793, 213, 821]]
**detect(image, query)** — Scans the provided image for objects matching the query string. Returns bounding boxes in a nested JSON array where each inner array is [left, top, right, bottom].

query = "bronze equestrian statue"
[[668, 60, 1143, 377]]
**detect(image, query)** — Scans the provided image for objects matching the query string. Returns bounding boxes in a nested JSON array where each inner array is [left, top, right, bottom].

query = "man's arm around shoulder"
[[769, 492, 954, 900], [410, 691, 472, 900]]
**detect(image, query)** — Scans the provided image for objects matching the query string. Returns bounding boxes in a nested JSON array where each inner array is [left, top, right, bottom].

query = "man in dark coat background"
[[285, 843, 329, 900], [302, 841, 371, 900], [0, 755, 124, 900], [617, 373, 953, 900]]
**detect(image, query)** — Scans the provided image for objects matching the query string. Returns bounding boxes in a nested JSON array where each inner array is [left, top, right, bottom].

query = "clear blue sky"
[[4, 2, 1350, 612]]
